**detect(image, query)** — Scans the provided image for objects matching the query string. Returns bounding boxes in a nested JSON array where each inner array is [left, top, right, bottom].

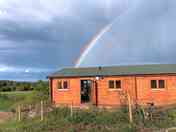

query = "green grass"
[[0, 91, 38, 111], [0, 107, 136, 132], [1, 106, 176, 132], [1, 91, 176, 132]]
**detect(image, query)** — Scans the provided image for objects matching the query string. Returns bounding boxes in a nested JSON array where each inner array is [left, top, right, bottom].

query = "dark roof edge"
[[62, 63, 175, 69], [48, 73, 176, 79]]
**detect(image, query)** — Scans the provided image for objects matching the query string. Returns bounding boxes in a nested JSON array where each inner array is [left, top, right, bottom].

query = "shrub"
[[34, 80, 49, 101]]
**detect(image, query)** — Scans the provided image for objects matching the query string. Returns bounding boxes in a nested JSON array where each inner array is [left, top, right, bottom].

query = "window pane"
[[151, 80, 157, 88], [159, 80, 165, 88], [116, 80, 121, 89], [63, 81, 68, 89], [58, 81, 62, 89], [109, 80, 114, 88]]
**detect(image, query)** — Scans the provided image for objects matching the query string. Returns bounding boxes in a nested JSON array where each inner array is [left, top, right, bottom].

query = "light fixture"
[[95, 76, 100, 81]]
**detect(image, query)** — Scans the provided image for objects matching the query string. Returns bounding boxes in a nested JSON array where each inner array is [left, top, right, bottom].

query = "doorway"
[[81, 80, 92, 103]]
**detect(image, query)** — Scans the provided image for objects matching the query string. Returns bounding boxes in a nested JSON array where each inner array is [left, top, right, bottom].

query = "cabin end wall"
[[137, 75, 176, 106], [50, 78, 81, 106]]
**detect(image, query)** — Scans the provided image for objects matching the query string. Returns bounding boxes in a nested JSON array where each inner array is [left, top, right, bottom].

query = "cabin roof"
[[48, 64, 176, 78]]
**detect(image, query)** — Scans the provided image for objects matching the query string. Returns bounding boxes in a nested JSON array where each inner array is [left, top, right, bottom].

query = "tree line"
[[0, 80, 49, 92]]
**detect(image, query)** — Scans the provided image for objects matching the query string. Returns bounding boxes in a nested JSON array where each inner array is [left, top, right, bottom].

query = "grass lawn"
[[0, 91, 34, 95], [0, 91, 37, 111]]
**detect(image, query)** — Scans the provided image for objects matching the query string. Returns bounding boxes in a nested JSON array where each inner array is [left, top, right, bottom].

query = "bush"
[[34, 80, 49, 101]]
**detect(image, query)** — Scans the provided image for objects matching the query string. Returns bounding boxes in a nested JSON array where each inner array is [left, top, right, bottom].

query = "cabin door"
[[81, 80, 92, 103]]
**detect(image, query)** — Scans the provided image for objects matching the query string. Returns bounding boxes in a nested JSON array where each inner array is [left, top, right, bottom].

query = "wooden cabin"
[[48, 64, 176, 107]]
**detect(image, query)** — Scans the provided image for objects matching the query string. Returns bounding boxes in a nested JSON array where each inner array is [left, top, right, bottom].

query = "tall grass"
[[1, 106, 176, 132], [26, 106, 176, 132], [1, 100, 176, 132], [17, 107, 136, 132]]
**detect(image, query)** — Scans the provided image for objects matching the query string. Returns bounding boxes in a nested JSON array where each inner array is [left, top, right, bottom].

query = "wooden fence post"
[[127, 93, 133, 123], [18, 105, 21, 122], [70, 101, 73, 117], [41, 100, 44, 121]]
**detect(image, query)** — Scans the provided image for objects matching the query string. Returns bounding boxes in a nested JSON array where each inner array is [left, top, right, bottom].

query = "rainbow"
[[75, 21, 115, 68], [74, 2, 131, 67]]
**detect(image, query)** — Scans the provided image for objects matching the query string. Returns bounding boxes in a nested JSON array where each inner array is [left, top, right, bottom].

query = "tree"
[[34, 80, 49, 100]]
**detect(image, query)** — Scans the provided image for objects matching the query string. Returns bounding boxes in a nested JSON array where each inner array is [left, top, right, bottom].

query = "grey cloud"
[[0, 0, 128, 42], [79, 0, 176, 67], [0, 0, 128, 80]]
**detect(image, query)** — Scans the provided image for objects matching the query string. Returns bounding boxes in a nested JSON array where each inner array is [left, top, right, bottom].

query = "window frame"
[[109, 80, 115, 89], [63, 80, 69, 89], [151, 79, 166, 90], [108, 80, 122, 90], [57, 80, 70, 91], [57, 81, 62, 89], [115, 80, 122, 89], [158, 80, 165, 89], [151, 80, 157, 89]]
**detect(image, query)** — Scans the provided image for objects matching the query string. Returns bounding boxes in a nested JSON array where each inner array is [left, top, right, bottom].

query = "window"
[[116, 80, 121, 89], [109, 80, 121, 89], [151, 80, 166, 89], [58, 80, 69, 90], [109, 80, 115, 88], [151, 80, 157, 89], [58, 81, 62, 89], [159, 80, 165, 88], [63, 81, 68, 89]]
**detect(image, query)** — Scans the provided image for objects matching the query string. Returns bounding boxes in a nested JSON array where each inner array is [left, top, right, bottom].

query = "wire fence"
[[16, 100, 53, 121]]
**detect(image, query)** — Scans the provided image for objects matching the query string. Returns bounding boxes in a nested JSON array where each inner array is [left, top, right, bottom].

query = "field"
[[1, 91, 176, 132], [0, 91, 38, 111]]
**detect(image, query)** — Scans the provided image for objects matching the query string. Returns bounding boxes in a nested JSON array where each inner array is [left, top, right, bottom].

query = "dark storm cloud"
[[0, 0, 127, 80], [0, 0, 127, 42], [0, 16, 107, 68], [0, 16, 103, 43]]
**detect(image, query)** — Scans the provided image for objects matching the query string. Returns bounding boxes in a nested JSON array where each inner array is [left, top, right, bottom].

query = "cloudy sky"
[[0, 0, 175, 81]]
